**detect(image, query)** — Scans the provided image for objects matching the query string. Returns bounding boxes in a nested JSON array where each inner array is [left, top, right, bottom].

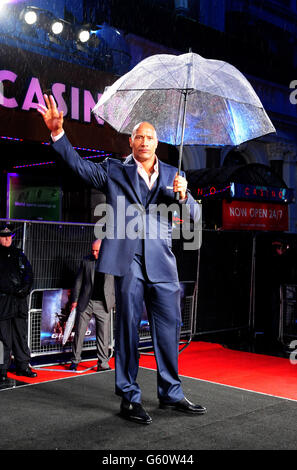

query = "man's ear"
[[129, 136, 132, 148]]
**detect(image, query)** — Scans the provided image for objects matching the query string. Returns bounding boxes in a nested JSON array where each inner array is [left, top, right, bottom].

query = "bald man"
[[69, 239, 115, 371], [37, 96, 206, 424]]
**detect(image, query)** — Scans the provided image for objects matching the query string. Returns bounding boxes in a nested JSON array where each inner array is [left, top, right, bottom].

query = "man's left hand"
[[173, 173, 188, 200]]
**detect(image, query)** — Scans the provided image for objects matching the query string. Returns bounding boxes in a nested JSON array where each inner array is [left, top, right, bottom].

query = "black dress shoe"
[[69, 362, 78, 371], [15, 367, 37, 378], [97, 364, 111, 372], [120, 399, 152, 425], [159, 397, 206, 414], [0, 375, 15, 389]]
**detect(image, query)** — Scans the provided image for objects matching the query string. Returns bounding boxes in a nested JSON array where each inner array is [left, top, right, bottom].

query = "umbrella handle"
[[175, 172, 181, 201], [175, 146, 183, 200]]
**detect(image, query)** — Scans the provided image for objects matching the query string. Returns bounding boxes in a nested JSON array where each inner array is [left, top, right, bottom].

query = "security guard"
[[0, 225, 37, 382]]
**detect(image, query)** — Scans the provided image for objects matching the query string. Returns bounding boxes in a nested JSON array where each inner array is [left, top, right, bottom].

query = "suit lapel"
[[123, 155, 142, 204]]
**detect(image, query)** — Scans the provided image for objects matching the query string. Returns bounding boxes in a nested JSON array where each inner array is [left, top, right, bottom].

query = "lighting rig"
[[19, 5, 96, 46]]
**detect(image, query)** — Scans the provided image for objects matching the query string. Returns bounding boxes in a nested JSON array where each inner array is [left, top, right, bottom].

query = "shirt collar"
[[132, 155, 159, 174]]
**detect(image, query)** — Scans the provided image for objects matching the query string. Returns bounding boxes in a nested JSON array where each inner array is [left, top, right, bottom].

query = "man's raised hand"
[[37, 94, 64, 137]]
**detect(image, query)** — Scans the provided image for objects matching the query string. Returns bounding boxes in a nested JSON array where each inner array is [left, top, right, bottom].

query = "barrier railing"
[[0, 218, 96, 290], [28, 288, 114, 359], [28, 282, 196, 361], [0, 218, 197, 362], [5, 218, 280, 361]]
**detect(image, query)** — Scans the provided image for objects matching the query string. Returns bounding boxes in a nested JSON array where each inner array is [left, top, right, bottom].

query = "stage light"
[[24, 9, 37, 25], [19, 6, 97, 51], [51, 20, 63, 35], [0, 0, 10, 13], [78, 28, 90, 43]]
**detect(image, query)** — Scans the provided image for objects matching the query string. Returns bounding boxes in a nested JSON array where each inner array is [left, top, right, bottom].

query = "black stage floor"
[[1, 367, 297, 457]]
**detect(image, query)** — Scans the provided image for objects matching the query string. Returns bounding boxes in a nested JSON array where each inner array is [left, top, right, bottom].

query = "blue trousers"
[[114, 258, 184, 404]]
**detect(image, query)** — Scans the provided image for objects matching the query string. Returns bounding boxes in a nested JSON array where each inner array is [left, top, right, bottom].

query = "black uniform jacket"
[[0, 245, 33, 320]]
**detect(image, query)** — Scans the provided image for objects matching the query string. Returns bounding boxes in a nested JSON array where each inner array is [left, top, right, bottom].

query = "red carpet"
[[7, 341, 297, 401], [139, 341, 297, 401], [7, 360, 113, 384]]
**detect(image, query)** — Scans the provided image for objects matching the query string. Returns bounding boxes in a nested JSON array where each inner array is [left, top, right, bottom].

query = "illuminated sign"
[[196, 185, 230, 198], [222, 200, 288, 231], [0, 43, 129, 150], [195, 182, 293, 203], [7, 173, 61, 221], [230, 183, 294, 203], [0, 69, 103, 125]]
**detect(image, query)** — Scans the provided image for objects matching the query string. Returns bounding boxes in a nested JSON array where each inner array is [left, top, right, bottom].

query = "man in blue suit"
[[37, 94, 206, 424]]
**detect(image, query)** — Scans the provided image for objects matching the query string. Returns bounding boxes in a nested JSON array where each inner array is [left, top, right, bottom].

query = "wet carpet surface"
[[1, 367, 297, 452]]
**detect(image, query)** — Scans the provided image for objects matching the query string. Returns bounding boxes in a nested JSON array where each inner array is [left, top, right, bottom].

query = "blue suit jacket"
[[52, 134, 200, 282]]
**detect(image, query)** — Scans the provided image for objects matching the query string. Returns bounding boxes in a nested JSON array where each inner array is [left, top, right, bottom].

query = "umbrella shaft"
[[178, 91, 189, 175]]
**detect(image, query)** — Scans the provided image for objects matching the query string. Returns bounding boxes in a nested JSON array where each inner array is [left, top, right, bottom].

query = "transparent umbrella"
[[93, 51, 275, 174]]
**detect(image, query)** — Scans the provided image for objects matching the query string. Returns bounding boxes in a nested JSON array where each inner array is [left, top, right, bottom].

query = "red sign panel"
[[222, 200, 288, 231]]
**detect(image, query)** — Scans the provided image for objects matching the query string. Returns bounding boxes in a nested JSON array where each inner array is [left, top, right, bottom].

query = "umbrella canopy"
[[93, 52, 275, 148]]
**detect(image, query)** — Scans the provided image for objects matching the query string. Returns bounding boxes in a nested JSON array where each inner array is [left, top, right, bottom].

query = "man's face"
[[91, 240, 101, 260], [129, 122, 158, 163], [0, 236, 12, 248]]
